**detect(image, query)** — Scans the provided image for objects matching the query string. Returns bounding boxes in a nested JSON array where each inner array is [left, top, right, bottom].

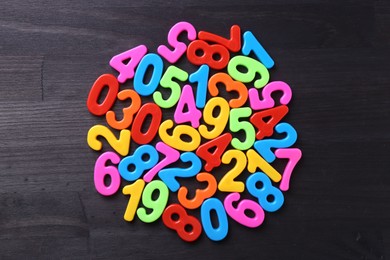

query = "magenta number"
[[143, 142, 180, 182], [94, 151, 121, 196], [157, 21, 197, 63], [275, 148, 302, 191]]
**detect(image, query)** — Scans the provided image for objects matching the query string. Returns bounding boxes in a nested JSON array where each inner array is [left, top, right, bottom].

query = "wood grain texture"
[[0, 0, 389, 259]]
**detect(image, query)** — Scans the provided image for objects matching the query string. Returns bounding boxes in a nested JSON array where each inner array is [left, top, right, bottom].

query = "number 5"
[[229, 107, 255, 150]]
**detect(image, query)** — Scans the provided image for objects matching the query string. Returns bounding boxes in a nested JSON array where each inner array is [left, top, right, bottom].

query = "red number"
[[131, 103, 162, 145], [250, 105, 289, 140], [187, 40, 230, 70], [162, 204, 202, 242], [198, 25, 241, 52], [87, 74, 119, 116], [196, 133, 232, 172]]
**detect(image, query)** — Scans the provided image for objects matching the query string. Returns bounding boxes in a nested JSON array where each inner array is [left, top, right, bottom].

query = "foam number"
[[201, 198, 229, 241], [198, 97, 230, 139], [227, 55, 269, 89], [106, 89, 141, 130], [137, 180, 169, 223], [94, 151, 121, 196], [187, 40, 230, 70], [162, 204, 202, 242], [134, 53, 163, 96], [224, 193, 265, 228], [208, 73, 248, 108], [248, 81, 292, 110], [254, 122, 297, 163], [198, 25, 241, 52], [196, 133, 232, 172], [122, 179, 145, 222], [109, 45, 148, 83], [246, 149, 281, 183], [246, 172, 284, 212], [229, 107, 255, 150], [153, 65, 188, 108], [159, 120, 201, 152], [87, 125, 130, 156], [242, 31, 274, 69], [189, 65, 210, 109], [118, 145, 158, 181], [158, 152, 202, 192], [131, 103, 162, 145], [250, 105, 289, 140], [143, 142, 180, 182], [174, 85, 202, 128], [218, 150, 247, 193], [157, 21, 197, 64], [178, 172, 217, 209], [275, 148, 302, 191], [87, 74, 119, 116]]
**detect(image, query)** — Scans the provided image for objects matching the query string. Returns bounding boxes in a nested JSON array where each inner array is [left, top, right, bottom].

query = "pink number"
[[109, 45, 148, 83], [174, 85, 202, 128], [275, 148, 302, 191], [143, 142, 180, 182], [157, 21, 197, 63], [224, 192, 264, 228], [248, 81, 292, 110], [94, 151, 121, 196]]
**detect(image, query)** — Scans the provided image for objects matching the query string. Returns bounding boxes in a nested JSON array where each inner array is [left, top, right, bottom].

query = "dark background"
[[0, 0, 389, 259]]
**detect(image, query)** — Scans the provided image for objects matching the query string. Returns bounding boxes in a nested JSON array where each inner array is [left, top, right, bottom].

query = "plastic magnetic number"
[[187, 40, 230, 70], [134, 53, 163, 96], [201, 198, 229, 241], [159, 119, 201, 152], [189, 65, 209, 109], [118, 145, 158, 181], [208, 73, 248, 108], [174, 85, 202, 128], [178, 172, 217, 209], [131, 103, 162, 145], [109, 45, 148, 83], [123, 179, 145, 222], [254, 122, 297, 163], [137, 180, 169, 223], [218, 150, 247, 193], [196, 133, 232, 172], [87, 125, 131, 156], [246, 172, 284, 212], [229, 107, 255, 150], [198, 25, 241, 52], [246, 149, 281, 183], [94, 151, 121, 196], [159, 152, 202, 192], [106, 89, 141, 130], [250, 105, 289, 140], [198, 97, 230, 139], [157, 21, 197, 64], [242, 31, 274, 69], [153, 65, 188, 108], [224, 192, 265, 228], [275, 148, 302, 191], [248, 81, 292, 110], [227, 55, 270, 89], [143, 142, 180, 182], [162, 204, 202, 242], [87, 74, 119, 116]]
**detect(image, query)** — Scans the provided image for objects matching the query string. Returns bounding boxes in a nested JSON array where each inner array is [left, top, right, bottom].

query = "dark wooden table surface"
[[0, 0, 389, 259]]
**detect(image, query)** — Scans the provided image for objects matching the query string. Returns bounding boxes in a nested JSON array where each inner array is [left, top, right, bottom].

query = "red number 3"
[[186, 40, 230, 70], [162, 204, 202, 242]]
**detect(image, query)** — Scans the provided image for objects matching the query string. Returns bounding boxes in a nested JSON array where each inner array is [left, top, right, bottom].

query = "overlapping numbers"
[[87, 21, 302, 242]]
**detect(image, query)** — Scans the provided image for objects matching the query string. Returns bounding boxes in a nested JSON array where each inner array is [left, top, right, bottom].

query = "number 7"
[[275, 148, 302, 191]]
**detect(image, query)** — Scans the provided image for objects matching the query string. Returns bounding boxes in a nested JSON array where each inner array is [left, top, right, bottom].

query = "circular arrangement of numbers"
[[87, 21, 302, 242]]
